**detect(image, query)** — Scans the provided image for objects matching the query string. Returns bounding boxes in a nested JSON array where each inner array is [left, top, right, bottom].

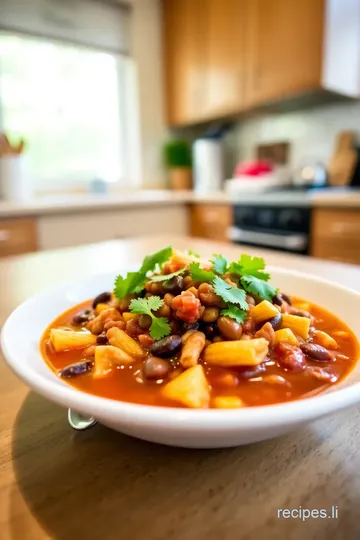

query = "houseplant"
[[163, 139, 192, 190]]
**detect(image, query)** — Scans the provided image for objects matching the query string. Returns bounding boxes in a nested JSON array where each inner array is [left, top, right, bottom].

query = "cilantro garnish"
[[221, 305, 247, 324], [187, 249, 200, 258], [189, 262, 216, 282], [151, 267, 186, 282], [129, 296, 171, 340], [211, 254, 228, 274], [229, 254, 270, 281], [241, 275, 277, 302], [114, 246, 172, 299], [213, 276, 248, 310]]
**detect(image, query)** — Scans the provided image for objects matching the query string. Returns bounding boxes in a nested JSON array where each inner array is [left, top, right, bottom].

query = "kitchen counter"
[[1, 235, 360, 540]]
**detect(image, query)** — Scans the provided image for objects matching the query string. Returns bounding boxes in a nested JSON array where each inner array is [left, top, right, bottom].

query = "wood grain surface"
[[1, 235, 360, 540]]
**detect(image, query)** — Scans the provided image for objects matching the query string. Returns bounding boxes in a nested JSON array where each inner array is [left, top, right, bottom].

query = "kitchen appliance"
[[193, 138, 223, 193], [292, 161, 327, 188], [229, 202, 311, 254]]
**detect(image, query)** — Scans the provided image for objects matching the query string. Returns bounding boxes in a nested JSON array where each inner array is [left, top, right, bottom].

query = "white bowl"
[[2, 267, 360, 448]]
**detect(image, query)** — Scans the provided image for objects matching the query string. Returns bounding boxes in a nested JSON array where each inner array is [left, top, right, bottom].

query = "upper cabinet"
[[162, 0, 360, 126], [246, 0, 324, 105]]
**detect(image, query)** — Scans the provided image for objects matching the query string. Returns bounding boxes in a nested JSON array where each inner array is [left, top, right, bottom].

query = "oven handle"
[[227, 227, 308, 251]]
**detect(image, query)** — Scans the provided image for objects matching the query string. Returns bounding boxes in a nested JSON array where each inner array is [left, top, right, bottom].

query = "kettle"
[[292, 160, 327, 188]]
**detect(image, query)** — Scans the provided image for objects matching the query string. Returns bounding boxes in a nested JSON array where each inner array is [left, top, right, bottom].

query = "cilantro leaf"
[[230, 254, 270, 281], [213, 276, 248, 310], [211, 254, 228, 274], [241, 275, 277, 302], [221, 306, 247, 324], [129, 296, 171, 340], [189, 262, 216, 282], [187, 249, 200, 258], [114, 246, 173, 299], [151, 267, 186, 282]]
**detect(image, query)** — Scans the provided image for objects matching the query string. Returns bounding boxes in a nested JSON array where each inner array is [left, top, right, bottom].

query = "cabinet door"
[[190, 204, 231, 242], [246, 0, 324, 105], [205, 0, 247, 118], [163, 0, 208, 126]]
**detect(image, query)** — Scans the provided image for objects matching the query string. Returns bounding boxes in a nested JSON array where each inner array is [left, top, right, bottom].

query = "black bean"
[[150, 335, 182, 357], [96, 332, 108, 345], [281, 292, 292, 305], [300, 343, 334, 363], [143, 357, 171, 380], [273, 294, 283, 306], [201, 323, 217, 340], [72, 310, 93, 325], [268, 313, 282, 331], [92, 291, 111, 309], [183, 322, 200, 332], [237, 363, 266, 379], [162, 276, 184, 294], [58, 360, 93, 378]]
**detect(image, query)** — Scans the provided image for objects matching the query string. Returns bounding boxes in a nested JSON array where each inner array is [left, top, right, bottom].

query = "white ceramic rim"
[[2, 266, 360, 430]]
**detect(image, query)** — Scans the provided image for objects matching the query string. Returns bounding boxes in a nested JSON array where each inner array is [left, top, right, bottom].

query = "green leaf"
[[151, 267, 186, 282], [241, 275, 277, 302], [213, 276, 248, 310], [230, 254, 270, 281], [211, 254, 228, 274], [189, 262, 216, 282], [221, 306, 247, 324], [187, 249, 200, 258], [129, 296, 171, 340], [149, 317, 172, 340], [113, 246, 173, 299]]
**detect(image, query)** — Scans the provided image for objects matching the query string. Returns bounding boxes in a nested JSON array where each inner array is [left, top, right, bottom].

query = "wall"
[[224, 100, 360, 174]]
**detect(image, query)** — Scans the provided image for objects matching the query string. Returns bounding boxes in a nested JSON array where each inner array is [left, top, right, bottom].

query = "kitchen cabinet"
[[190, 204, 231, 242], [246, 0, 324, 106], [0, 218, 38, 257], [311, 209, 360, 265], [162, 0, 360, 125]]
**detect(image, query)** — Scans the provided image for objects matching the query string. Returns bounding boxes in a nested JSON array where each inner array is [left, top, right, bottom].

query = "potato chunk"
[[203, 338, 268, 367], [281, 314, 310, 340], [162, 365, 210, 408], [213, 396, 244, 409], [250, 300, 279, 324], [93, 345, 135, 378], [313, 330, 338, 349], [50, 329, 96, 352], [274, 328, 299, 347], [106, 327, 145, 359]]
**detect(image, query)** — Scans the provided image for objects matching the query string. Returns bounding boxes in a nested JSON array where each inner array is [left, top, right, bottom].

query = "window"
[[0, 33, 129, 190]]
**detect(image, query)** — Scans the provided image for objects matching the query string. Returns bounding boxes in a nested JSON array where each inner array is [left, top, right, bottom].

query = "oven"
[[228, 205, 311, 254]]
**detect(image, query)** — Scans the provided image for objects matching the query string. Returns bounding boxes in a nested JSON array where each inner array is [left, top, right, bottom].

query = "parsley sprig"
[[129, 296, 171, 340]]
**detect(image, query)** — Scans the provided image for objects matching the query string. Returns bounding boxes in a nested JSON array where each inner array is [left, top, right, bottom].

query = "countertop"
[[1, 235, 360, 540], [0, 189, 360, 218]]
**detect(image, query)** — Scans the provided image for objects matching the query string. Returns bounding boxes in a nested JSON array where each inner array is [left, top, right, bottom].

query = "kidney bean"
[[150, 335, 182, 357], [59, 360, 93, 378], [300, 343, 334, 363], [273, 294, 283, 306], [96, 332, 108, 345], [138, 333, 154, 349], [237, 363, 266, 379], [202, 307, 220, 323], [92, 291, 111, 309], [268, 313, 282, 330], [143, 356, 171, 380], [72, 309, 93, 325], [217, 316, 243, 340], [306, 366, 338, 383], [163, 276, 184, 294], [276, 343, 305, 372], [281, 293, 292, 305]]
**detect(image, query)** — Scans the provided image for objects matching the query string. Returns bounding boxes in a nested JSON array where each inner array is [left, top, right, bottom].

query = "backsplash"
[[224, 101, 360, 177]]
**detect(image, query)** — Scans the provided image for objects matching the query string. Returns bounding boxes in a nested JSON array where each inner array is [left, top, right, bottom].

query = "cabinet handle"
[[0, 229, 10, 242]]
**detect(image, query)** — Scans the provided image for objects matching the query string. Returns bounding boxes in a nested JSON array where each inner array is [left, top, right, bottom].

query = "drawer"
[[189, 204, 231, 242], [311, 209, 360, 264], [0, 218, 38, 257]]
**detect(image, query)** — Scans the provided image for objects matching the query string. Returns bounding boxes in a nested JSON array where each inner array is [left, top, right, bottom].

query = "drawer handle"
[[331, 222, 360, 234], [0, 229, 10, 242]]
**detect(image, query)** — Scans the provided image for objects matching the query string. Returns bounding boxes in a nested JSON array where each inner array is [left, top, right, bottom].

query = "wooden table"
[[1, 236, 360, 540]]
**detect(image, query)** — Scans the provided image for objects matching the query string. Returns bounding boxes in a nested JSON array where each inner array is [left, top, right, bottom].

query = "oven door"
[[228, 226, 309, 253]]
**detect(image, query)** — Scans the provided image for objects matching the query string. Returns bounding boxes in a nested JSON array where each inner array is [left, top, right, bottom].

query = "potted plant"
[[163, 139, 192, 190]]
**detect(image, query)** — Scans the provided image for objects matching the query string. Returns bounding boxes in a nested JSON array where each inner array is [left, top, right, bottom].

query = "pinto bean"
[[87, 308, 122, 335], [59, 360, 93, 378], [243, 317, 255, 334], [138, 314, 152, 330], [255, 322, 275, 346], [246, 294, 256, 307], [198, 283, 224, 307], [276, 343, 305, 372], [300, 343, 334, 363], [150, 335, 182, 357], [202, 307, 220, 323], [143, 356, 171, 380], [92, 291, 111, 309], [217, 316, 243, 340]]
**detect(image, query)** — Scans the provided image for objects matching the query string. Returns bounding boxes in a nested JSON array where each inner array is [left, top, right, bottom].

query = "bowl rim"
[[2, 265, 360, 430]]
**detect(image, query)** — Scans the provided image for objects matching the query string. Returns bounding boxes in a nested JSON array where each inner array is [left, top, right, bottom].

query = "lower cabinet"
[[0, 218, 38, 257], [189, 204, 231, 242]]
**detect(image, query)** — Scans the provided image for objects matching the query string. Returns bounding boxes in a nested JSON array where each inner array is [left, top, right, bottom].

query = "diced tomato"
[[171, 291, 203, 323]]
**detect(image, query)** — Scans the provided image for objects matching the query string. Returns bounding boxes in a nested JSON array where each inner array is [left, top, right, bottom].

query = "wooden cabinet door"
[[190, 204, 231, 242], [246, 0, 324, 106], [163, 0, 208, 125]]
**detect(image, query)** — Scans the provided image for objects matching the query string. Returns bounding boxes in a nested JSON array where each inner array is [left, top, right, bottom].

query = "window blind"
[[0, 0, 131, 54]]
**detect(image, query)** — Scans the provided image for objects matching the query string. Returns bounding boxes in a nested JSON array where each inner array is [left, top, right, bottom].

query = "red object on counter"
[[234, 160, 274, 177]]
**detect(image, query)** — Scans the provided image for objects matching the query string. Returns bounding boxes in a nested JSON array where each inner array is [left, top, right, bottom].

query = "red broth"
[[41, 297, 359, 408]]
